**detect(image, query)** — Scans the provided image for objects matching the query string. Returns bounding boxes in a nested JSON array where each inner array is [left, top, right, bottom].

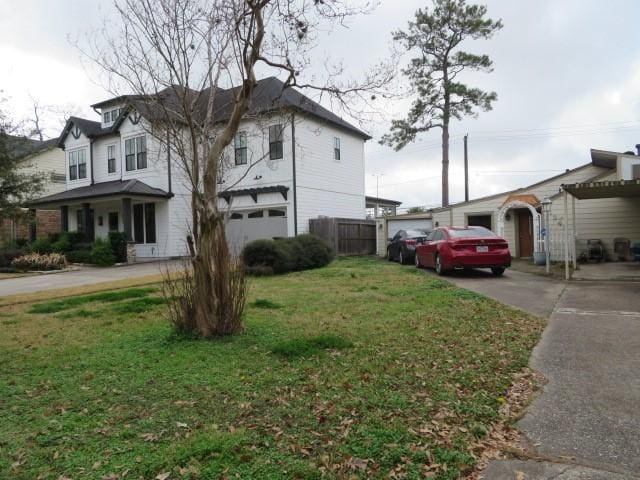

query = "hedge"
[[242, 234, 334, 275]]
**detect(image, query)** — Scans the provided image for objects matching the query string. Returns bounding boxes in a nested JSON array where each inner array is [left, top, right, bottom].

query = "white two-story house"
[[29, 77, 370, 258]]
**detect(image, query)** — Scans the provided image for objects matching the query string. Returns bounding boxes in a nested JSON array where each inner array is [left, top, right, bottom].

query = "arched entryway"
[[496, 200, 542, 255]]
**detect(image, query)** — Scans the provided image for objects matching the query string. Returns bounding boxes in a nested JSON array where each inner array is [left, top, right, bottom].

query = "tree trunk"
[[190, 203, 245, 337], [441, 122, 449, 207], [442, 64, 450, 208]]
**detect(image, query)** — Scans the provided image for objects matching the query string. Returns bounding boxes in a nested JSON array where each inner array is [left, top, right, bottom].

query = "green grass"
[[0, 257, 544, 479], [271, 333, 354, 358], [28, 287, 157, 313], [250, 298, 282, 309]]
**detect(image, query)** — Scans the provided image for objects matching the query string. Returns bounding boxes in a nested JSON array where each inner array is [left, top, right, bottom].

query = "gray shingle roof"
[[27, 179, 172, 206], [4, 135, 59, 159], [61, 77, 371, 145], [206, 77, 371, 139]]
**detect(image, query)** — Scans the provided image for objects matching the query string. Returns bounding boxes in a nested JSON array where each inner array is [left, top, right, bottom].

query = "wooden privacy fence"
[[309, 217, 376, 256]]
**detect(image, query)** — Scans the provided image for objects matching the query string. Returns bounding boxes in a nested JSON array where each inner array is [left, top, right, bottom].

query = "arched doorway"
[[496, 200, 542, 255]]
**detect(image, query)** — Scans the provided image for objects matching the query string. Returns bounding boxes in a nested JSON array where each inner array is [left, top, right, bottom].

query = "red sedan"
[[415, 226, 511, 276]]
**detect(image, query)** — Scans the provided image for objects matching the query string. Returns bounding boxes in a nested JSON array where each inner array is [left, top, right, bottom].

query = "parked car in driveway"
[[387, 229, 430, 264], [415, 226, 511, 276]]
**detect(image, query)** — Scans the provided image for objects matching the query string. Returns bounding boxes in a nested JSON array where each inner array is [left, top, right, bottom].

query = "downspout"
[[166, 131, 172, 194], [291, 112, 298, 236], [89, 138, 95, 185]]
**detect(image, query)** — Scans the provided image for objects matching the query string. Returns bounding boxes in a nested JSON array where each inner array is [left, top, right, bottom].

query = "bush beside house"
[[242, 234, 335, 275], [0, 231, 129, 271]]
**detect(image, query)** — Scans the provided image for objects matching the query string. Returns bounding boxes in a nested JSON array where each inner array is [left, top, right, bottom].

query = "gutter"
[[90, 139, 95, 185], [166, 131, 172, 194], [291, 112, 298, 236]]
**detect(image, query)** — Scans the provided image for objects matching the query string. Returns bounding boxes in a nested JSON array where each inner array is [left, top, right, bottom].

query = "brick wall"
[[0, 210, 61, 245]]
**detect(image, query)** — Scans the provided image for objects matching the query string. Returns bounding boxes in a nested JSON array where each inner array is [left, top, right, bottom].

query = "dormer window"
[[103, 108, 121, 125]]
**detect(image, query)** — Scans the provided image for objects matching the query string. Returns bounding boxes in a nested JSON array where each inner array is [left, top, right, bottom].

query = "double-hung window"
[[269, 124, 283, 160], [125, 136, 147, 171], [103, 108, 120, 124], [107, 145, 116, 173], [68, 149, 87, 181], [133, 203, 156, 244], [334, 137, 341, 160], [234, 132, 247, 165]]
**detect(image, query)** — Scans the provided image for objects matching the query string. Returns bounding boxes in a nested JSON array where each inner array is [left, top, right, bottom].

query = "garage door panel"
[[387, 219, 433, 236], [225, 208, 288, 254]]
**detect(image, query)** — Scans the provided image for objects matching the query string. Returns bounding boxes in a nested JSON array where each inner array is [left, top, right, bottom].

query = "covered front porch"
[[28, 179, 173, 258]]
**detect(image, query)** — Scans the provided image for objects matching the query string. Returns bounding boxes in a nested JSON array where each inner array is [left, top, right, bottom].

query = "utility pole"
[[464, 134, 469, 202], [371, 173, 384, 198]]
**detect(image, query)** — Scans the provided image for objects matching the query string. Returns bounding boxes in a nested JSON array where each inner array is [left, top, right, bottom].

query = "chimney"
[[635, 144, 640, 155]]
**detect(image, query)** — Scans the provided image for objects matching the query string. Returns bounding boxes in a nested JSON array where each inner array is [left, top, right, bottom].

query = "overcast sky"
[[2, 0, 640, 210]]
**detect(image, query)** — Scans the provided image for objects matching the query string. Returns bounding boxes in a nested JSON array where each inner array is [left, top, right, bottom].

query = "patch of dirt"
[[465, 368, 545, 479]]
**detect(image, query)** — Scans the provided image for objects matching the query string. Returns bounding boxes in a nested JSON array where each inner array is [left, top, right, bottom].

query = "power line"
[[366, 120, 640, 160]]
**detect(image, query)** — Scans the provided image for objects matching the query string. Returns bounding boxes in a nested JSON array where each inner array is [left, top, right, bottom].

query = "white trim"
[[496, 200, 542, 253]]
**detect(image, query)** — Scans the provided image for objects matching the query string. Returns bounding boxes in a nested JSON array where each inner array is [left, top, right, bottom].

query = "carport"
[[561, 178, 640, 279]]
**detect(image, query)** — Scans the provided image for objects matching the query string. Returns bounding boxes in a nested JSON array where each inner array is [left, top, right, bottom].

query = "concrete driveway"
[[423, 267, 640, 479], [0, 260, 184, 297]]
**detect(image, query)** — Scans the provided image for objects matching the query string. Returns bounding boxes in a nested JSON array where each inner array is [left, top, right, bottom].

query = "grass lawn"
[[0, 257, 544, 479]]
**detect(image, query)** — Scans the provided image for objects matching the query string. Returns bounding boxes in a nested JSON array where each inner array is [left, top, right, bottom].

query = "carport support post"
[[564, 189, 570, 280]]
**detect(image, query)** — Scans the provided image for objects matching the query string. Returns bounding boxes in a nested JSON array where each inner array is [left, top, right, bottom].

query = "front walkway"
[[424, 268, 640, 479], [0, 260, 183, 297]]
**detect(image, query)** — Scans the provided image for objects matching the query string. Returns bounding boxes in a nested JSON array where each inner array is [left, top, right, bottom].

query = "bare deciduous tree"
[[80, 0, 392, 337]]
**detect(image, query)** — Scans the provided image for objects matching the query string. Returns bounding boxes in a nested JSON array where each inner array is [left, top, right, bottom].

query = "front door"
[[517, 210, 533, 257]]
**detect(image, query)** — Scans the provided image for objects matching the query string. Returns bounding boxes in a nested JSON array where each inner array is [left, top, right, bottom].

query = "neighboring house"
[[0, 136, 65, 244], [428, 147, 640, 261], [28, 77, 370, 258]]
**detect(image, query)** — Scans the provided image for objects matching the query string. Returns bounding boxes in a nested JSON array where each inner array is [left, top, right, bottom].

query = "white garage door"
[[225, 207, 288, 254], [387, 218, 433, 237]]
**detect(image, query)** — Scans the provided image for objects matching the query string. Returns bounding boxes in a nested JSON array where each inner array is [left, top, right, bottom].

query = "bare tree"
[[27, 94, 81, 141], [80, 0, 392, 337]]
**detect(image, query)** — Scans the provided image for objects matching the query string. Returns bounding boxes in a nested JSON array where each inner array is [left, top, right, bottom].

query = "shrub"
[[292, 234, 334, 270], [66, 250, 93, 264], [66, 232, 86, 246], [108, 231, 128, 263], [12, 253, 67, 271], [0, 249, 24, 268], [28, 237, 53, 254], [51, 233, 72, 253], [242, 239, 290, 274], [90, 238, 116, 267], [242, 234, 335, 275]]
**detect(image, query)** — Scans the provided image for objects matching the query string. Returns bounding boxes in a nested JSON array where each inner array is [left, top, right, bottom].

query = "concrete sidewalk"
[[0, 260, 183, 297], [423, 267, 640, 479]]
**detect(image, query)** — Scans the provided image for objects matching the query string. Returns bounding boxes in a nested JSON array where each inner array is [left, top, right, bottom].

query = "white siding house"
[[430, 147, 640, 261], [29, 77, 370, 258]]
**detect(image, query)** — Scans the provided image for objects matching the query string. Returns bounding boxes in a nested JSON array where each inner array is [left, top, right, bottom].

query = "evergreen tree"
[[382, 0, 502, 206]]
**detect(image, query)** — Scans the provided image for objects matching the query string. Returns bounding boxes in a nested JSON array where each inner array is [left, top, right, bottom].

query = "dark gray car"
[[387, 229, 430, 264]]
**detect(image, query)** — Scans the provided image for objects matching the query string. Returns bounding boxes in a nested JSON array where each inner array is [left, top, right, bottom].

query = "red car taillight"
[[405, 239, 417, 246]]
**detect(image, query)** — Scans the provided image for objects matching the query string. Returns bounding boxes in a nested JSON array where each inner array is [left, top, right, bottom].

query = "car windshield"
[[406, 229, 428, 238], [448, 228, 496, 238]]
